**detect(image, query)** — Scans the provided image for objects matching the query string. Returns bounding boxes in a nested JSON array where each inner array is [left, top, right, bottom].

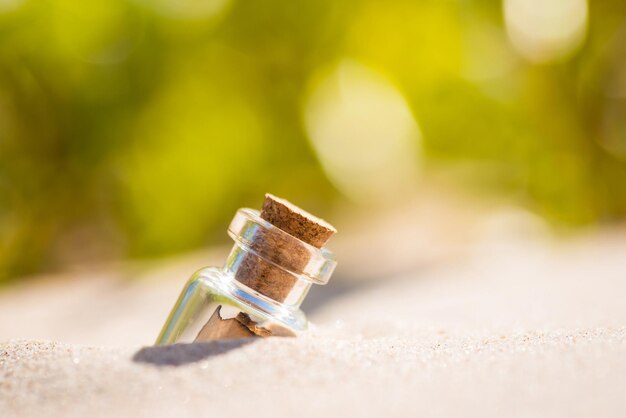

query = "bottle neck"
[[223, 208, 336, 309], [223, 243, 312, 308]]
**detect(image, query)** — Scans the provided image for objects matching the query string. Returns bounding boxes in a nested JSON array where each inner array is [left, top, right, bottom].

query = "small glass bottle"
[[156, 201, 337, 345]]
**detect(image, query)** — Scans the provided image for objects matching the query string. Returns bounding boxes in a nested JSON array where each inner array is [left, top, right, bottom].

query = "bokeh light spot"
[[304, 60, 421, 203], [504, 0, 588, 63], [0, 0, 24, 13]]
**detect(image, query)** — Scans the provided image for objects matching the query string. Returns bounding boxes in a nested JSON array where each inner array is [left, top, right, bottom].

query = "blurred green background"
[[1, 0, 626, 281]]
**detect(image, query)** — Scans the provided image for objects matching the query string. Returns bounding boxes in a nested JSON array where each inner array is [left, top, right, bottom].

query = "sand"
[[1, 206, 626, 417]]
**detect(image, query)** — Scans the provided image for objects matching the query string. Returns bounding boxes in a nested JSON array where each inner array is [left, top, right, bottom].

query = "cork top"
[[260, 194, 337, 249]]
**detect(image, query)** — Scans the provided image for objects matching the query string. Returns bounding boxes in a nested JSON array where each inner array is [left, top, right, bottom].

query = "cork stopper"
[[260, 194, 337, 249], [234, 194, 337, 302]]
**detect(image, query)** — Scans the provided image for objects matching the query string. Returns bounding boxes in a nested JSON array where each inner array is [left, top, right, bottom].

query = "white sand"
[[1, 207, 626, 417]]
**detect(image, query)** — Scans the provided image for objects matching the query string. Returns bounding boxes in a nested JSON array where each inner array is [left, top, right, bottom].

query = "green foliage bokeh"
[[1, 0, 626, 280]]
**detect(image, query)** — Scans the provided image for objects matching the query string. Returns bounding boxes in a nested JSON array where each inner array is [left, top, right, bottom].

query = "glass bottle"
[[156, 207, 337, 345]]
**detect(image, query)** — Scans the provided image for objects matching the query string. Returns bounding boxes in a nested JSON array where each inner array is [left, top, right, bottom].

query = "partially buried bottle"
[[155, 194, 337, 345]]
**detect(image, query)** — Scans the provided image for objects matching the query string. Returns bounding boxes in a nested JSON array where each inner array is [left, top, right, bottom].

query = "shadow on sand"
[[133, 339, 255, 366]]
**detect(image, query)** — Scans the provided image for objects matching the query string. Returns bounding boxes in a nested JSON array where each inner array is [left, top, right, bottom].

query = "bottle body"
[[156, 267, 307, 345]]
